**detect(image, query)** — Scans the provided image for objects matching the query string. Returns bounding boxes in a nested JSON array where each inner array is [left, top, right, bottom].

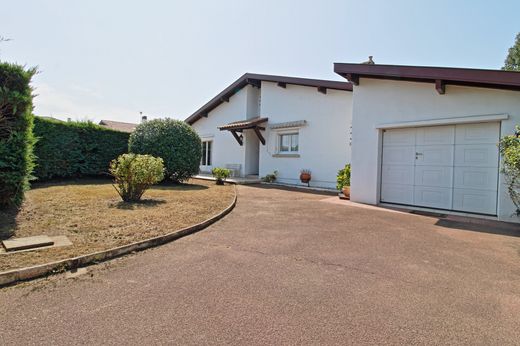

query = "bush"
[[336, 163, 351, 190], [499, 127, 520, 215], [0, 63, 36, 209], [129, 119, 201, 182], [33, 117, 129, 180], [110, 154, 164, 202], [211, 167, 231, 185]]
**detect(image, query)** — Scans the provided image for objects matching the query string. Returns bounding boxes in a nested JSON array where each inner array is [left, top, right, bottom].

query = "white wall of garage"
[[350, 78, 520, 222]]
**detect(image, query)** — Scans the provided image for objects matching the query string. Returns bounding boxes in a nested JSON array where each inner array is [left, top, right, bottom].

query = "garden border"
[[0, 185, 237, 287]]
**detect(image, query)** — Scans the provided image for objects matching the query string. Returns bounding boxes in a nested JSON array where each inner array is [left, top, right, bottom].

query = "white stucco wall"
[[350, 78, 520, 222], [191, 85, 253, 176], [259, 82, 353, 189]]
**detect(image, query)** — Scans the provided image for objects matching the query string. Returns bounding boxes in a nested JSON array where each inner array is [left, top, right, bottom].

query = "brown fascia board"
[[185, 73, 353, 125], [333, 63, 520, 92]]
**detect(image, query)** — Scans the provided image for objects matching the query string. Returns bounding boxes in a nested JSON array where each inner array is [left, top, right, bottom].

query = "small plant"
[[499, 126, 520, 215], [262, 170, 278, 183], [110, 154, 165, 202], [336, 164, 351, 190], [211, 167, 231, 185]]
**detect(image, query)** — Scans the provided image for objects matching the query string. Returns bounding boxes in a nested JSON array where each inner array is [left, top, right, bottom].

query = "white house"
[[334, 63, 520, 223], [185, 73, 353, 189]]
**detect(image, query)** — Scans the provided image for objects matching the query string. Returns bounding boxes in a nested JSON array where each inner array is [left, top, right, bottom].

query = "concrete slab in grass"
[[0, 236, 72, 254], [2, 236, 54, 252]]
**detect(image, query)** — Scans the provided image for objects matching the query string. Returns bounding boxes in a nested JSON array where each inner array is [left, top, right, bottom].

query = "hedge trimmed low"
[[129, 119, 202, 182], [0, 62, 36, 209], [33, 117, 129, 180]]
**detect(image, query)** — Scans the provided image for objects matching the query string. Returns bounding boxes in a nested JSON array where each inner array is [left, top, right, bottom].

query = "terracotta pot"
[[300, 173, 311, 183], [342, 186, 350, 199]]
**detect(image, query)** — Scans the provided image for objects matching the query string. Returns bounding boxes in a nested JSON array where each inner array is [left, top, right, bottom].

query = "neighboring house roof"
[[333, 63, 520, 93], [98, 120, 137, 133], [185, 73, 353, 125]]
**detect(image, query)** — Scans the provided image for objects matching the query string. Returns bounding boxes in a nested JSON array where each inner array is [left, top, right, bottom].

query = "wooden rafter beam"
[[318, 86, 327, 94], [253, 127, 266, 145], [345, 73, 359, 86], [435, 79, 446, 95], [230, 130, 243, 146], [246, 78, 261, 88], [277, 82, 286, 88]]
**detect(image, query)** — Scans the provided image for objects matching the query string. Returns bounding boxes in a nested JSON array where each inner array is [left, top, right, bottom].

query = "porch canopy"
[[217, 116, 268, 146]]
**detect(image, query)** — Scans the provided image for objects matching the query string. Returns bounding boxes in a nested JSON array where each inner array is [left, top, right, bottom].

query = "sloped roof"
[[334, 63, 520, 92], [185, 73, 352, 125], [98, 120, 137, 133], [217, 117, 268, 131]]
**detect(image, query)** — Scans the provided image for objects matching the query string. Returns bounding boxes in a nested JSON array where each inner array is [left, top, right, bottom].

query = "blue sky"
[[1, 0, 518, 123]]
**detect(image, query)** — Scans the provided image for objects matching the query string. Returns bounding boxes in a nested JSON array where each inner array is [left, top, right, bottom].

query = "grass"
[[0, 178, 235, 271]]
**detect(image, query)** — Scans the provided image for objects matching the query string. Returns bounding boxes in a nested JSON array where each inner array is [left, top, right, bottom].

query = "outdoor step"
[[2, 235, 55, 252]]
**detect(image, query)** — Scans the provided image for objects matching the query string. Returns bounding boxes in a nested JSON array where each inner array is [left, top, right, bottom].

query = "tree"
[[128, 118, 202, 182], [503, 33, 520, 71]]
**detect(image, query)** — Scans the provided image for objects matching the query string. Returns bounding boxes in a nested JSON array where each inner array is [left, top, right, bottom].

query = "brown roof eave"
[[333, 63, 520, 91], [185, 73, 352, 125]]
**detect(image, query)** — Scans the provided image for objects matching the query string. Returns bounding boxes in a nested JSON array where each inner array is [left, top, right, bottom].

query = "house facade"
[[186, 73, 353, 189], [334, 64, 520, 223]]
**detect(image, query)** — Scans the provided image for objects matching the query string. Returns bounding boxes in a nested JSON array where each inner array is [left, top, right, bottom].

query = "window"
[[279, 133, 299, 153], [201, 140, 212, 166]]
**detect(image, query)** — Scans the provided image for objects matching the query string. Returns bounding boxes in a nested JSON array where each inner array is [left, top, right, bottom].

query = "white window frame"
[[277, 132, 299, 154], [201, 140, 212, 166]]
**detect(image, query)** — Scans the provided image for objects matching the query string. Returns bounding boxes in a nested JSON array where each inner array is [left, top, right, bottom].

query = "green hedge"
[[0, 63, 36, 209], [33, 117, 129, 180]]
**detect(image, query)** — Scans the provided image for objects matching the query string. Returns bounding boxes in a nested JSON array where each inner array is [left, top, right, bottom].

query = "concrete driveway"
[[1, 184, 520, 345]]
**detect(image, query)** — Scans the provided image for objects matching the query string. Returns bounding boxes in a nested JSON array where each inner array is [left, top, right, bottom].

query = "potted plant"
[[211, 167, 231, 185], [336, 163, 351, 199], [262, 170, 278, 183], [300, 169, 312, 185]]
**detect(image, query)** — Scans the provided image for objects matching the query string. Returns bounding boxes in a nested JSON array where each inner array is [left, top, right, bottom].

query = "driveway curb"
[[0, 185, 237, 288]]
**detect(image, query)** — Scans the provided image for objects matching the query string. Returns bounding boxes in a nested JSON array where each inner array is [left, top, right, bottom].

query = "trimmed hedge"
[[0, 63, 36, 209], [129, 119, 201, 182], [33, 117, 130, 180]]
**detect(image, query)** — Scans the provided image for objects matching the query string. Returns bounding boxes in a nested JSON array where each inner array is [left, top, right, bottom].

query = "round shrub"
[[128, 119, 202, 182], [110, 154, 164, 202]]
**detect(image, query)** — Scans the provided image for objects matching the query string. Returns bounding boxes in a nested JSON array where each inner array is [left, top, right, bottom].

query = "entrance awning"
[[218, 117, 268, 145]]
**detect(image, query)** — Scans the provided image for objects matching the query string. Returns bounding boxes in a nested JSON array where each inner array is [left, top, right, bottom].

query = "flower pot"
[[342, 186, 350, 199], [300, 173, 311, 184], [216, 179, 224, 185]]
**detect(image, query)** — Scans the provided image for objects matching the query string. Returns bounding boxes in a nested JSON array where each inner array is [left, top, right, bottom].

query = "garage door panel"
[[382, 146, 415, 165], [454, 144, 499, 167], [383, 128, 416, 146], [415, 145, 454, 166], [382, 165, 414, 185], [381, 184, 414, 205], [455, 122, 500, 144], [381, 123, 499, 215], [414, 166, 453, 188], [453, 189, 497, 215], [414, 186, 452, 209], [454, 167, 498, 190], [416, 126, 454, 145]]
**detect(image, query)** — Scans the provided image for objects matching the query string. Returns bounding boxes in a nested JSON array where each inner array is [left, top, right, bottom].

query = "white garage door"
[[380, 123, 499, 215]]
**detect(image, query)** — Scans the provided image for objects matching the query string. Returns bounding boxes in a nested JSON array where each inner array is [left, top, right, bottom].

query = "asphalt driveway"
[[1, 184, 520, 345]]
